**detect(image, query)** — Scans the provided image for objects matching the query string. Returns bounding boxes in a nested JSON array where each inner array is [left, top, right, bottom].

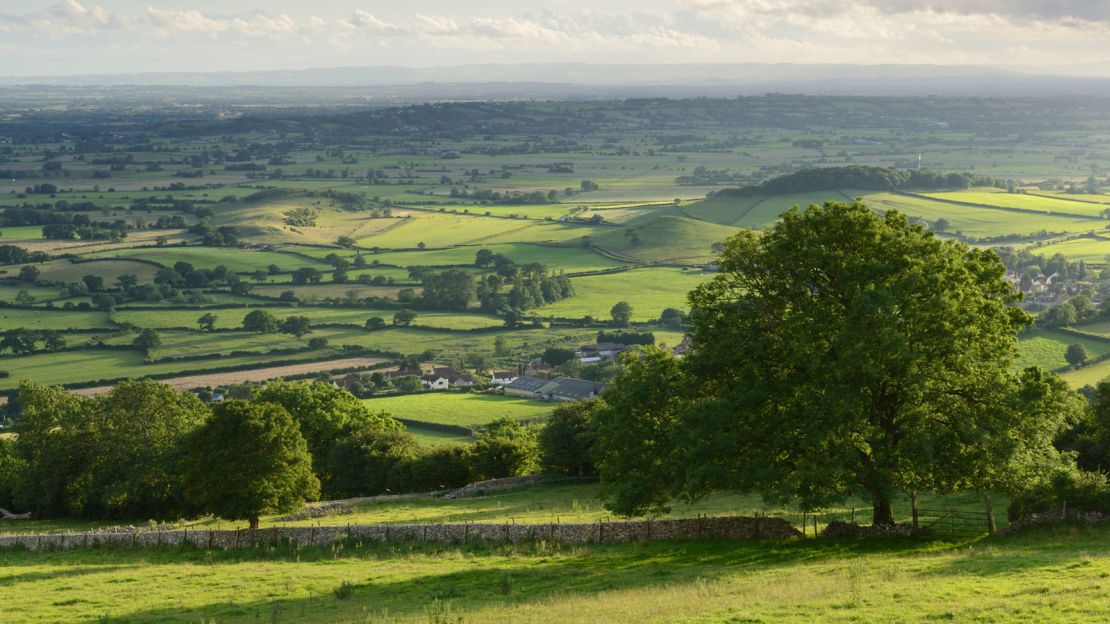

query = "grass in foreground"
[[0, 523, 1106, 623]]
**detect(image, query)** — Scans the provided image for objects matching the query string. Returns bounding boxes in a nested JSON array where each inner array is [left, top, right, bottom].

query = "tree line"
[[711, 166, 1009, 198]]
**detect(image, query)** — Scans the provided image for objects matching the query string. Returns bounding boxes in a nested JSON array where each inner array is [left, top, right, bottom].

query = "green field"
[[1024, 236, 1110, 265], [923, 189, 1108, 217], [113, 306, 502, 331], [364, 392, 554, 428], [1015, 328, 1110, 371], [536, 267, 712, 321], [86, 246, 328, 272], [364, 243, 629, 273], [861, 192, 1106, 238]]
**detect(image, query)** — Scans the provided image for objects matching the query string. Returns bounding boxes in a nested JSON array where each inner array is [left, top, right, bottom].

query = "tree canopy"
[[183, 400, 319, 529], [594, 200, 1081, 524]]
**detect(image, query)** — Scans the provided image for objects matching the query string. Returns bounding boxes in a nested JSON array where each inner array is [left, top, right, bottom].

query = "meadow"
[[363, 392, 554, 428], [536, 267, 712, 321]]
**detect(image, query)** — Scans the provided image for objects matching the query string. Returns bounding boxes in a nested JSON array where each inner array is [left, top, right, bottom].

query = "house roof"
[[547, 376, 606, 400], [505, 376, 550, 392]]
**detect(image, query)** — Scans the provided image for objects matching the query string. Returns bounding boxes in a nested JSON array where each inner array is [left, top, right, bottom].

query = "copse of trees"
[[593, 201, 1083, 525], [712, 166, 1008, 198]]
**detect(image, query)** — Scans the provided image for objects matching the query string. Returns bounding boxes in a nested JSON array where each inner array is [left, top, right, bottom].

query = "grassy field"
[[86, 246, 328, 272], [7, 524, 1110, 623], [6, 481, 1094, 624], [364, 243, 629, 273], [364, 392, 554, 428], [1024, 236, 1110, 265], [112, 306, 503, 331], [536, 267, 712, 321], [1014, 327, 1110, 371], [860, 192, 1106, 237]]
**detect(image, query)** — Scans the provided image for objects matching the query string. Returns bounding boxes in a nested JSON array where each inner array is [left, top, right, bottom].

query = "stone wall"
[[0, 516, 801, 552]]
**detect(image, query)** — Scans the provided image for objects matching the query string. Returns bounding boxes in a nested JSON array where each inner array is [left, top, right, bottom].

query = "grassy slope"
[[1015, 328, 1110, 371], [10, 483, 1109, 624], [535, 267, 713, 321]]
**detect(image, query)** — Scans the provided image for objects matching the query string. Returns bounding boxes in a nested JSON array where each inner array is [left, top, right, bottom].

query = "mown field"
[[364, 392, 554, 428], [536, 268, 712, 321]]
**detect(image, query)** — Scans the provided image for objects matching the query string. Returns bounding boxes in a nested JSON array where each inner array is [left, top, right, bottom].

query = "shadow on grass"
[[62, 537, 952, 623]]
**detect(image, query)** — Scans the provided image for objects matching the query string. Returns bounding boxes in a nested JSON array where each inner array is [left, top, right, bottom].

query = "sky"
[[2, 0, 1110, 76]]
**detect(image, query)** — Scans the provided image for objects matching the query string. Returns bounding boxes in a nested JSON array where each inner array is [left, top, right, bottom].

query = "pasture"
[[536, 267, 712, 321], [1014, 327, 1110, 371], [364, 392, 554, 428]]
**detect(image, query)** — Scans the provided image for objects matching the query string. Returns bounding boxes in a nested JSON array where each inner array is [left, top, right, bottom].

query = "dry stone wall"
[[0, 516, 801, 552]]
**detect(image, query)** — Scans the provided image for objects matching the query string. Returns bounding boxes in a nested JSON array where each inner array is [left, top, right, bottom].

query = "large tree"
[[598, 201, 1080, 525], [183, 400, 319, 529]]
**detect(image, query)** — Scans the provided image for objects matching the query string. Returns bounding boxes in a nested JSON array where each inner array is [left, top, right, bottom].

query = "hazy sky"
[[3, 0, 1110, 76]]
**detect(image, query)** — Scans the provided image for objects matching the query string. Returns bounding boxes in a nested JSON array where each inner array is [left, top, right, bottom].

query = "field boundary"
[[0, 515, 802, 552]]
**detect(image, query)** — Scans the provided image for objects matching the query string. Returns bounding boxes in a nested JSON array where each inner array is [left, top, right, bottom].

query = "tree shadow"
[[72, 537, 947, 623]]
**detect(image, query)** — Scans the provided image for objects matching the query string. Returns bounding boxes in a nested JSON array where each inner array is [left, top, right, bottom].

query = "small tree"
[[365, 317, 386, 330], [132, 328, 162, 356], [393, 309, 417, 326], [471, 417, 539, 480], [242, 309, 279, 333], [610, 301, 633, 327], [336, 236, 356, 249], [197, 313, 217, 332], [659, 307, 687, 328], [1066, 343, 1090, 367], [18, 266, 39, 283], [280, 315, 312, 338], [183, 400, 319, 529]]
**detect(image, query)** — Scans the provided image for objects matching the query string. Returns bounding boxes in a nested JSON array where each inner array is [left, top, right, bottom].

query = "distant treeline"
[[710, 166, 1009, 198]]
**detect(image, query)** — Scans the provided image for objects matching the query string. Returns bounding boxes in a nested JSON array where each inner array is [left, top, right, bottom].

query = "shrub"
[[539, 399, 600, 477], [1007, 467, 1110, 521]]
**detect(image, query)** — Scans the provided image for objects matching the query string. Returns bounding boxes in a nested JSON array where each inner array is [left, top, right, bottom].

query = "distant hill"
[[712, 166, 1009, 198], [6, 63, 1110, 97]]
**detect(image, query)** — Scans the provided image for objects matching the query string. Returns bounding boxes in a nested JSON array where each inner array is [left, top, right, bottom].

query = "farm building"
[[491, 370, 518, 385], [503, 376, 605, 402]]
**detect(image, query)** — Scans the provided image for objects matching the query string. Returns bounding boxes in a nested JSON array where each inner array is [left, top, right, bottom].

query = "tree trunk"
[[248, 516, 259, 530], [911, 492, 919, 530], [983, 492, 996, 535], [872, 497, 896, 526]]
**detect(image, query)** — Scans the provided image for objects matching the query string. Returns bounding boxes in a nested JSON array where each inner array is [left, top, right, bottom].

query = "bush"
[[1007, 467, 1110, 521]]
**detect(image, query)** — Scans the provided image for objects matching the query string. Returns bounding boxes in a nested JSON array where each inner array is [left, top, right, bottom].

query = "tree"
[[393, 309, 417, 326], [197, 313, 217, 332], [471, 417, 539, 480], [242, 309, 279, 333], [593, 349, 685, 516], [1066, 343, 1090, 367], [253, 381, 402, 484], [325, 427, 419, 498], [18, 266, 39, 283], [183, 400, 319, 529], [610, 301, 633, 327], [82, 274, 104, 292], [659, 307, 687, 328], [933, 218, 950, 232], [132, 328, 162, 356], [494, 335, 509, 356], [41, 331, 65, 352], [291, 267, 323, 285], [91, 293, 116, 312], [280, 315, 312, 338], [82, 381, 209, 518], [1, 329, 38, 355], [336, 236, 356, 248], [365, 316, 386, 330], [540, 399, 600, 476], [599, 201, 1081, 525], [543, 347, 576, 366]]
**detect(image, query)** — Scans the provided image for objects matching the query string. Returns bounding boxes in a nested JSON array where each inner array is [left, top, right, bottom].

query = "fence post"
[[801, 512, 806, 537], [983, 492, 996, 535], [911, 492, 919, 531]]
